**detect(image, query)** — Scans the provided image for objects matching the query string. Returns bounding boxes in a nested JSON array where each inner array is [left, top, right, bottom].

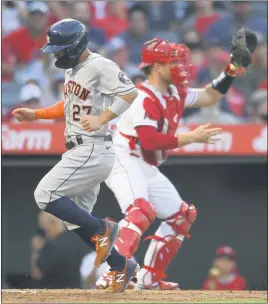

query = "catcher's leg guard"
[[115, 198, 157, 258], [138, 201, 197, 288]]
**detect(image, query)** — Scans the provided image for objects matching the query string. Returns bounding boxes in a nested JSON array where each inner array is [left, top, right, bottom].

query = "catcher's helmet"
[[41, 19, 89, 69], [138, 38, 192, 87]]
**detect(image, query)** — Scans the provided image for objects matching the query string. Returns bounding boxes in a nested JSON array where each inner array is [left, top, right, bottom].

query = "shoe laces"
[[91, 235, 101, 252], [106, 271, 113, 279], [101, 272, 113, 287]]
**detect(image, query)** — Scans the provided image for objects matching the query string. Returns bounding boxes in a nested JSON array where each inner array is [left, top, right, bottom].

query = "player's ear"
[[154, 63, 161, 74]]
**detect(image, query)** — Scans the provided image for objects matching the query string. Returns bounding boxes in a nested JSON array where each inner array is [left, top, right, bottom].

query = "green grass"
[[194, 300, 267, 303], [85, 301, 267, 304], [75, 301, 267, 304]]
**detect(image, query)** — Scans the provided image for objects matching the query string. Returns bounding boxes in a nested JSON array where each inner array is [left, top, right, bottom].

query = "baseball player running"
[[12, 19, 139, 292], [96, 30, 257, 290]]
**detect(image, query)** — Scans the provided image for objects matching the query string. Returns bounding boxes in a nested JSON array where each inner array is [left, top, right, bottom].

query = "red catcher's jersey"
[[114, 81, 198, 166], [202, 273, 247, 290]]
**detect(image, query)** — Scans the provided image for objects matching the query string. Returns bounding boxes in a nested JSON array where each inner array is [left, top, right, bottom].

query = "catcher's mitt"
[[231, 28, 258, 68]]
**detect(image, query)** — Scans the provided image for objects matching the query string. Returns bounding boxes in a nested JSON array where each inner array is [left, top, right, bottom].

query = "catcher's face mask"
[[138, 38, 192, 88], [170, 44, 192, 88]]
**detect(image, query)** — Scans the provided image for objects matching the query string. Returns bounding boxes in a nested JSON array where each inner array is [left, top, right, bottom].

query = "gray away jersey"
[[63, 53, 136, 138]]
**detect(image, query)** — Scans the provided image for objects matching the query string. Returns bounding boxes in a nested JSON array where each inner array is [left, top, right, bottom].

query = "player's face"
[[54, 51, 65, 59], [213, 257, 236, 274], [156, 63, 172, 84]]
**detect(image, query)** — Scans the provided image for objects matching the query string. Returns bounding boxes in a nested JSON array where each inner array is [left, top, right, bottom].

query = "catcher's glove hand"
[[231, 28, 258, 68]]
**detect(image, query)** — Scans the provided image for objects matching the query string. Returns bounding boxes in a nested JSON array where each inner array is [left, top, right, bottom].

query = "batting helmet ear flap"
[[56, 32, 89, 69]]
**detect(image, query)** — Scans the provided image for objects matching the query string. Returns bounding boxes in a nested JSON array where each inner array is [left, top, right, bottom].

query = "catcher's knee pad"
[[166, 201, 197, 238], [115, 198, 157, 258]]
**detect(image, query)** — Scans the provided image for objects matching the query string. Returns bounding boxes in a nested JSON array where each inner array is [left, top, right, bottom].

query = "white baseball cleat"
[[96, 271, 112, 289], [137, 280, 179, 290]]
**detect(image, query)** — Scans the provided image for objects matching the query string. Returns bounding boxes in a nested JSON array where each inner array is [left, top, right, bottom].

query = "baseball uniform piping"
[[101, 86, 136, 96], [115, 154, 136, 205], [48, 144, 95, 203]]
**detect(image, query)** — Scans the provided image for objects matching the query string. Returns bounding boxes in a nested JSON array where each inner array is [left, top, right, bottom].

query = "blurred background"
[[1, 0, 267, 291]]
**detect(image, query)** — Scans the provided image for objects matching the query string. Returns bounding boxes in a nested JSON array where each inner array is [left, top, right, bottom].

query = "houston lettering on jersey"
[[64, 81, 90, 101]]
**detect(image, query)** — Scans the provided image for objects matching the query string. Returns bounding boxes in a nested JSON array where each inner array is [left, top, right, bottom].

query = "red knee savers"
[[125, 198, 157, 231], [115, 198, 157, 258], [166, 201, 197, 238]]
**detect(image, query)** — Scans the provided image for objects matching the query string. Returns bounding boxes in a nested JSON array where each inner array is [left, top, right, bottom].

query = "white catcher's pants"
[[105, 151, 183, 219]]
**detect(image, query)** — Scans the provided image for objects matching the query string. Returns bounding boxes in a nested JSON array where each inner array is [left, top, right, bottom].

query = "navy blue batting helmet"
[[41, 19, 89, 69]]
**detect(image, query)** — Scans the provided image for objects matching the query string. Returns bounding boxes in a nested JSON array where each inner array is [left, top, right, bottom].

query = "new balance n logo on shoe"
[[116, 273, 125, 283], [99, 236, 108, 247]]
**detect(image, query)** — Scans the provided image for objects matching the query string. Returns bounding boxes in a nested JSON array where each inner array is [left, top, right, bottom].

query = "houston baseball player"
[[12, 19, 138, 292], [95, 30, 257, 290]]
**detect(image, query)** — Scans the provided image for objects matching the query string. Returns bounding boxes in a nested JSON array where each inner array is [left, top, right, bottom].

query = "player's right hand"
[[192, 124, 222, 144], [12, 108, 36, 122]]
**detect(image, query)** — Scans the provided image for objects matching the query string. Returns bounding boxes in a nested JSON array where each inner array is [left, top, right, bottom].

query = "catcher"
[[94, 29, 257, 290]]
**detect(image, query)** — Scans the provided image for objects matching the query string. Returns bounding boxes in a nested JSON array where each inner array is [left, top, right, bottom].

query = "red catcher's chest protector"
[[137, 83, 187, 135]]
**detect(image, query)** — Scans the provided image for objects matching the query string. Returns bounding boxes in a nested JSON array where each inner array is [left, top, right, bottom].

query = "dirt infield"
[[2, 289, 267, 303]]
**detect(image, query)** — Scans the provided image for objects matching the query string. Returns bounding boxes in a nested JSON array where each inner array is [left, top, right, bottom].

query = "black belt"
[[65, 135, 112, 150]]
